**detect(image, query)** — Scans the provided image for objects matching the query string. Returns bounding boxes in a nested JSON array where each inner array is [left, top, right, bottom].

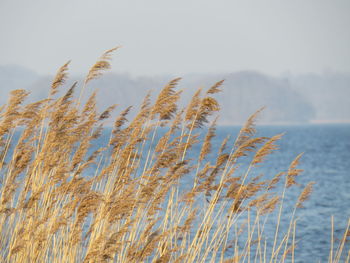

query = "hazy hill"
[[286, 72, 350, 123], [0, 65, 39, 92], [177, 71, 315, 124], [0, 65, 349, 125]]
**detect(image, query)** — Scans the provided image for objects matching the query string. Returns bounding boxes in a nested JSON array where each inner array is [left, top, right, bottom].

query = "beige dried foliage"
[[193, 96, 220, 128], [206, 79, 224, 94], [0, 57, 321, 263], [85, 47, 120, 84], [152, 77, 182, 120], [199, 117, 217, 162], [230, 137, 267, 161], [252, 133, 283, 166], [259, 196, 280, 215], [0, 89, 29, 137], [51, 60, 70, 96], [287, 153, 304, 187], [234, 107, 264, 148], [296, 182, 315, 208], [267, 171, 285, 190], [185, 88, 202, 122]]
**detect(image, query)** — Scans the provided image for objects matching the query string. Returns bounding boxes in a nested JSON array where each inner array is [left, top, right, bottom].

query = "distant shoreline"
[[99, 121, 350, 128], [214, 120, 350, 127]]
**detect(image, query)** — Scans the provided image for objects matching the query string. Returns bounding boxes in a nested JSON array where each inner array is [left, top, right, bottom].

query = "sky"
[[0, 0, 350, 77]]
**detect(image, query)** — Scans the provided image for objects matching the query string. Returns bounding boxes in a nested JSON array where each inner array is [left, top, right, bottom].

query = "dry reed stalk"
[[330, 215, 334, 263], [334, 219, 350, 262]]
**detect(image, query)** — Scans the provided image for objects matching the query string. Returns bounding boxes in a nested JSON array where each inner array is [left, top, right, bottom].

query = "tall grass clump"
[[0, 48, 349, 263]]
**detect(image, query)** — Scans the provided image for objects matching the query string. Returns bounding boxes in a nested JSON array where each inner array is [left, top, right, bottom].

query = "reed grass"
[[0, 48, 349, 262]]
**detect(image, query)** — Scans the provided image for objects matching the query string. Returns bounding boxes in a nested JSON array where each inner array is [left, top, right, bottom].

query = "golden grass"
[[0, 48, 349, 262]]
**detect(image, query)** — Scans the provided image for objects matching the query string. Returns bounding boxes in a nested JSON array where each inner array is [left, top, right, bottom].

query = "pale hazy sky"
[[0, 0, 349, 76]]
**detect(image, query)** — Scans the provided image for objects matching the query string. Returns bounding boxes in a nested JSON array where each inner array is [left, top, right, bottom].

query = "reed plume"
[[85, 47, 120, 85], [50, 61, 70, 96]]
